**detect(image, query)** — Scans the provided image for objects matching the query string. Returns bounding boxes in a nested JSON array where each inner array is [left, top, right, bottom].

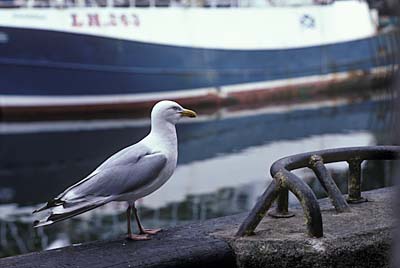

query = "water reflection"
[[0, 97, 394, 257]]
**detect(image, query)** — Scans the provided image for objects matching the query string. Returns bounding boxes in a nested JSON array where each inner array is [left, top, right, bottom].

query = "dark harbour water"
[[0, 97, 396, 258]]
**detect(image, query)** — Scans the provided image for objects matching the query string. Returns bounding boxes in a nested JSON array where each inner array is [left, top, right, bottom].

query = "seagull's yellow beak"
[[180, 108, 197, 118]]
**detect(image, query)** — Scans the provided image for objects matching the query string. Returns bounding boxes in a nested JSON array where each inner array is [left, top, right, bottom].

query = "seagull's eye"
[[172, 106, 180, 111]]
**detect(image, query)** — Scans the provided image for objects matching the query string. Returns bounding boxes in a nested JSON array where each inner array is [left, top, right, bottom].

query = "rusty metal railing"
[[236, 146, 400, 238]]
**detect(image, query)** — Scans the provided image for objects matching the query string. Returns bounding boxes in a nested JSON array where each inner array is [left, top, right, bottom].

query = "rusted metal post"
[[236, 180, 280, 236], [309, 155, 350, 212], [268, 188, 295, 218], [347, 158, 367, 203]]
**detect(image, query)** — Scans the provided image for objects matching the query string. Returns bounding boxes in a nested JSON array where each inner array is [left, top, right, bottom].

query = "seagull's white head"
[[151, 100, 197, 125]]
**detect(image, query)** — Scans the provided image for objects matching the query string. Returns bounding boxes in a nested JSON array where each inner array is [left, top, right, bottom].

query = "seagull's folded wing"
[[33, 150, 168, 227], [33, 143, 168, 227], [63, 151, 168, 202]]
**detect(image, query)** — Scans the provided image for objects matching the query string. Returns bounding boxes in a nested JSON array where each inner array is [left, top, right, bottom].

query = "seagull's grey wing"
[[33, 148, 167, 226], [55, 143, 154, 199], [61, 151, 167, 201], [94, 143, 151, 171]]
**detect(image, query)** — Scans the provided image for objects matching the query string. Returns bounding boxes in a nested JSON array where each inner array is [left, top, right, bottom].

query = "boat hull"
[[0, 3, 398, 119]]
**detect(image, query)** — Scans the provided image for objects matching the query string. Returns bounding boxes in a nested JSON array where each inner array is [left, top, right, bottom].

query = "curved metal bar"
[[277, 170, 323, 237], [309, 155, 351, 212], [236, 168, 323, 238], [271, 146, 400, 212], [270, 146, 400, 173], [236, 180, 280, 236], [237, 146, 400, 238]]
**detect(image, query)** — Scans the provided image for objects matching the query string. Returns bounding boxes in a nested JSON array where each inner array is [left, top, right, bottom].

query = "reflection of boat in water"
[[0, 0, 398, 119], [0, 98, 392, 257], [0, 98, 389, 206]]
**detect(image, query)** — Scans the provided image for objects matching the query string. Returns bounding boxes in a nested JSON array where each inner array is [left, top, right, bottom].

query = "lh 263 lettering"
[[71, 13, 140, 27]]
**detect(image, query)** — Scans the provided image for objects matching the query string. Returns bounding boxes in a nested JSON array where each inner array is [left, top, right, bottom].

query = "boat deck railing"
[[0, 0, 335, 8]]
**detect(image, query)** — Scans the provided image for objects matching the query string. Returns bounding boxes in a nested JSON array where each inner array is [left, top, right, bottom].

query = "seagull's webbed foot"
[[140, 228, 162, 235], [126, 234, 151, 241]]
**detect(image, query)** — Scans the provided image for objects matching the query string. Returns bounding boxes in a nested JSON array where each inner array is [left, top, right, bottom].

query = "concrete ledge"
[[0, 218, 237, 268], [219, 187, 395, 268], [0, 187, 395, 268]]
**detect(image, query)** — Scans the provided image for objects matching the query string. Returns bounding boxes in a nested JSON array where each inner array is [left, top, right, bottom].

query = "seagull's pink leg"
[[126, 204, 150, 240], [133, 203, 162, 235]]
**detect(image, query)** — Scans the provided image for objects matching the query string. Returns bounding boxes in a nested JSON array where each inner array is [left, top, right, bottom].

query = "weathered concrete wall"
[[219, 187, 395, 268], [0, 187, 395, 268]]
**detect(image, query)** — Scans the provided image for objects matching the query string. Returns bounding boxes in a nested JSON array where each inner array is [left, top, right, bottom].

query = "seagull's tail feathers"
[[33, 197, 108, 228]]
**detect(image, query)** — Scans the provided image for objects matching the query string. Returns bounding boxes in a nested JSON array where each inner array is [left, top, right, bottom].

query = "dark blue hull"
[[0, 27, 398, 97]]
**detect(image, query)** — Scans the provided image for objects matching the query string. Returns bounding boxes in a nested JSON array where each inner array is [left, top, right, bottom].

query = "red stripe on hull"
[[0, 72, 392, 121]]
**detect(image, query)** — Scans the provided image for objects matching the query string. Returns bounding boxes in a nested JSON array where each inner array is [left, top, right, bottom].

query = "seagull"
[[33, 100, 197, 240]]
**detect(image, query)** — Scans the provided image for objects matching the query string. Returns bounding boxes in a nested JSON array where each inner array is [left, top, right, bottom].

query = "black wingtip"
[[32, 204, 48, 214], [33, 199, 64, 214], [32, 207, 42, 214]]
